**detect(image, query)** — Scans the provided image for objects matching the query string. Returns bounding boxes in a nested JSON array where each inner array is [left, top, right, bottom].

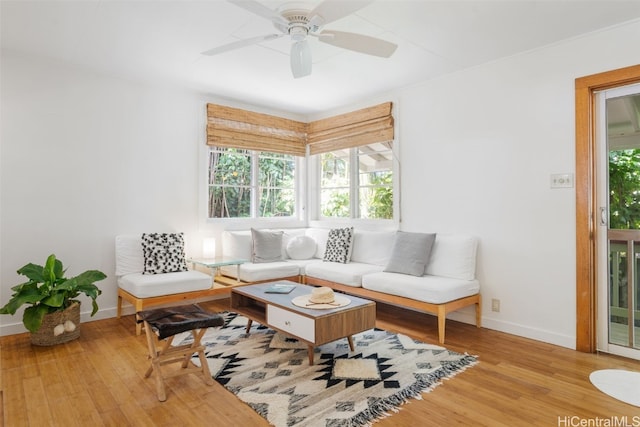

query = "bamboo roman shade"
[[307, 102, 394, 155], [206, 103, 307, 156], [206, 102, 394, 156]]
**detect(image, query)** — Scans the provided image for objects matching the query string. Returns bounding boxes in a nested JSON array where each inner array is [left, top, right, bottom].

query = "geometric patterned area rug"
[[179, 312, 478, 427]]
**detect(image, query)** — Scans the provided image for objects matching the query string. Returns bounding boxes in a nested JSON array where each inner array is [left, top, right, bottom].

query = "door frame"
[[575, 64, 640, 352]]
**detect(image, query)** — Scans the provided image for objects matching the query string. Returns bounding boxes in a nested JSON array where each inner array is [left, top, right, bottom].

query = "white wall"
[[0, 51, 307, 335], [0, 52, 207, 334], [2, 19, 640, 347], [391, 20, 640, 348]]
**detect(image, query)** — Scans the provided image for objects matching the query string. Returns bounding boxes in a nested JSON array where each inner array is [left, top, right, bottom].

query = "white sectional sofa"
[[221, 228, 481, 344]]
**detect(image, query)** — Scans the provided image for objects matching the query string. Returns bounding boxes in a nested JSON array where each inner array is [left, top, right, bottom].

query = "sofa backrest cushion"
[[223, 228, 308, 261], [305, 228, 330, 259], [350, 230, 396, 266], [115, 234, 144, 276], [425, 234, 478, 280], [222, 231, 252, 260]]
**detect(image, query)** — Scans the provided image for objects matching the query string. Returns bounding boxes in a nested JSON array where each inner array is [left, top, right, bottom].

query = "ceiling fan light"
[[290, 41, 312, 78]]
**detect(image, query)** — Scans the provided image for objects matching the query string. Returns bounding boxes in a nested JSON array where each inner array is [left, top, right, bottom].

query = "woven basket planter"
[[30, 302, 81, 346]]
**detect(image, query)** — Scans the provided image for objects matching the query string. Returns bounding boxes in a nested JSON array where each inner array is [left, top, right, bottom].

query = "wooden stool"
[[137, 304, 224, 401]]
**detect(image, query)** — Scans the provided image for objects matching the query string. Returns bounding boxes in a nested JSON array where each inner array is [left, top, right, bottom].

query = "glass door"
[[596, 83, 640, 359]]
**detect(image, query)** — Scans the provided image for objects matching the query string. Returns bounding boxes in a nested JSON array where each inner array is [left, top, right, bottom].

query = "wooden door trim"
[[575, 64, 640, 352]]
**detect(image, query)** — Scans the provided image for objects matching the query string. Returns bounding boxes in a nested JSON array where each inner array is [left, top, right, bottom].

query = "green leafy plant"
[[0, 254, 106, 333]]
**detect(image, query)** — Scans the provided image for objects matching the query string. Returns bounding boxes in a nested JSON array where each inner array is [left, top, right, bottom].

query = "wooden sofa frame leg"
[[437, 294, 482, 344]]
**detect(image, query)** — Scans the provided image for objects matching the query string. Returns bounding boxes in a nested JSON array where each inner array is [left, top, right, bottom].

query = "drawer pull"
[[285, 321, 291, 326]]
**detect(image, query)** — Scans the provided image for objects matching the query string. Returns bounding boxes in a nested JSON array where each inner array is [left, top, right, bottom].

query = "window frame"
[[312, 144, 398, 224], [206, 146, 305, 222]]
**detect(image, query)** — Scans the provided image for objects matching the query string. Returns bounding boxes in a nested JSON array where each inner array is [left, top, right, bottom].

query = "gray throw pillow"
[[384, 231, 436, 276], [251, 229, 284, 263]]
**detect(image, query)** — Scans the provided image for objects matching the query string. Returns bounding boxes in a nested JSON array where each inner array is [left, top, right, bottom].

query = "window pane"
[[258, 152, 295, 218], [209, 148, 250, 186], [209, 186, 251, 218], [208, 148, 252, 218], [609, 149, 640, 229], [321, 151, 349, 187], [321, 188, 350, 218], [258, 153, 295, 187], [320, 151, 349, 217], [359, 182, 393, 219], [259, 188, 295, 217], [358, 143, 393, 219], [208, 147, 297, 219]]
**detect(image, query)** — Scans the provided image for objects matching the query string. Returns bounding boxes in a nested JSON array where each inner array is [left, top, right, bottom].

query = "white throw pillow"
[[286, 235, 317, 260]]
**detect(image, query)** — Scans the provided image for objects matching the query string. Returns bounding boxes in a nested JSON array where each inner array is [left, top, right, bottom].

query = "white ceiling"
[[3, 0, 640, 115]]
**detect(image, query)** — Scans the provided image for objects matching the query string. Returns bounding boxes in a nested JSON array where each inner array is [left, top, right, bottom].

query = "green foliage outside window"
[[361, 171, 393, 219], [609, 149, 640, 229], [319, 148, 393, 219], [258, 153, 295, 217], [208, 148, 295, 218]]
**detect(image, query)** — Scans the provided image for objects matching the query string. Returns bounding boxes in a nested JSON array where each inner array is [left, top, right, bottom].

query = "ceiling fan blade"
[[228, 0, 288, 27], [201, 34, 283, 56], [318, 30, 397, 58], [290, 40, 312, 79], [308, 0, 373, 27]]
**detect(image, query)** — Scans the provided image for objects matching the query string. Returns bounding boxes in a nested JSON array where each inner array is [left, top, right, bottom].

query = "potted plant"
[[0, 254, 106, 345]]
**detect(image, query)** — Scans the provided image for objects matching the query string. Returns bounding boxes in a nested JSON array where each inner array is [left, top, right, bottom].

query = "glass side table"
[[188, 257, 248, 285]]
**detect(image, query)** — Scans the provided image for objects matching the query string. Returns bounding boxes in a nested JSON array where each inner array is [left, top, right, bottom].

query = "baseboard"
[[479, 316, 575, 350], [425, 308, 575, 350]]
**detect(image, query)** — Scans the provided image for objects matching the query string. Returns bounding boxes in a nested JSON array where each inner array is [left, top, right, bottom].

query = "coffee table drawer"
[[267, 305, 315, 342]]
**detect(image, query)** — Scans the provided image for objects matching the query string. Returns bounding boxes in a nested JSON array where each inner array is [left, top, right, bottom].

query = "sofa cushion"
[[384, 232, 436, 276], [222, 231, 252, 259], [285, 259, 323, 275], [141, 232, 189, 275], [425, 234, 478, 280], [118, 270, 212, 298], [286, 235, 317, 260], [251, 229, 284, 263], [115, 234, 145, 276], [323, 227, 354, 263], [362, 272, 480, 304], [305, 261, 383, 287], [220, 261, 300, 283], [350, 230, 395, 266]]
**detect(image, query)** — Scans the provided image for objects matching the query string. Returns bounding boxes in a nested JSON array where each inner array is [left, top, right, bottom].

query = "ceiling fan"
[[201, 0, 397, 79]]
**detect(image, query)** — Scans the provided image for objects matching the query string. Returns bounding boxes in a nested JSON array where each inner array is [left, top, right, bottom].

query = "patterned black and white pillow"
[[141, 232, 189, 274], [323, 227, 354, 264]]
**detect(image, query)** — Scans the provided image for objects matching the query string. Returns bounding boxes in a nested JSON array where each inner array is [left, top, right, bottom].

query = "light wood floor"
[[2, 298, 640, 426]]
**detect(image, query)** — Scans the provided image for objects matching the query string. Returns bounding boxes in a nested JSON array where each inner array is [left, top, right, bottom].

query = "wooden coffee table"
[[230, 282, 376, 365]]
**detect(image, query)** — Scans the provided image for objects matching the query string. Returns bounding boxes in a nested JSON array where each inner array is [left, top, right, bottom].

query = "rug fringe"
[[347, 354, 479, 427]]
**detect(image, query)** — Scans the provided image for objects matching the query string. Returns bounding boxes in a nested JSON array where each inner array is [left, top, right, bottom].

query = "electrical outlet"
[[491, 298, 500, 312], [550, 173, 574, 189]]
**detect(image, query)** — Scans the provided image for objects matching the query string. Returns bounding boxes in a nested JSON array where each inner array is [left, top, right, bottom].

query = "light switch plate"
[[550, 173, 574, 189]]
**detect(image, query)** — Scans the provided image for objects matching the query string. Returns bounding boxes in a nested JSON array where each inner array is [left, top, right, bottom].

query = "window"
[[318, 141, 393, 219], [208, 147, 297, 219]]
